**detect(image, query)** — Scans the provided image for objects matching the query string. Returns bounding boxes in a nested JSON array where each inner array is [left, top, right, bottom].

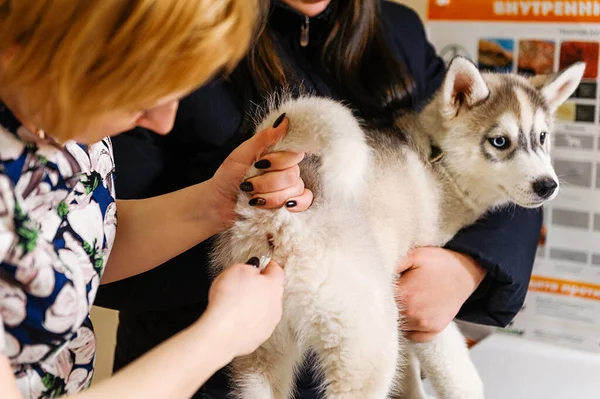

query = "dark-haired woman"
[[96, 1, 542, 397]]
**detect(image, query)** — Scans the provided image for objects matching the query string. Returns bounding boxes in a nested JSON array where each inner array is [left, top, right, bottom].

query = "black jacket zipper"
[[300, 15, 309, 47]]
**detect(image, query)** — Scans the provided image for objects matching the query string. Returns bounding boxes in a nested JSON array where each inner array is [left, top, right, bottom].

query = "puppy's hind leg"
[[311, 296, 400, 399], [410, 321, 485, 399], [393, 349, 434, 399], [230, 326, 303, 399]]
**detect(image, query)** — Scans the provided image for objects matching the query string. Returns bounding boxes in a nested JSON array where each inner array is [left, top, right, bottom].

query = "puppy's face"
[[477, 93, 557, 208], [433, 57, 585, 208]]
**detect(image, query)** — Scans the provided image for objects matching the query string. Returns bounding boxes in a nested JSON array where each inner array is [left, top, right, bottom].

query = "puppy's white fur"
[[209, 58, 585, 399]]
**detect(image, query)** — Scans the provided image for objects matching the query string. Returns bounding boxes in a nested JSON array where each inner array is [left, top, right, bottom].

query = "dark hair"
[[229, 0, 416, 132]]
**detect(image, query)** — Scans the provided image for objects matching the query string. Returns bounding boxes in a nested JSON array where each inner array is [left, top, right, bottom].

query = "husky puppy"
[[209, 57, 585, 399]]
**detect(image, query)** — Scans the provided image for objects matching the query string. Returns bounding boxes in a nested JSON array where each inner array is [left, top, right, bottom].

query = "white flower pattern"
[[0, 280, 27, 326], [69, 326, 95, 366], [103, 202, 117, 262], [15, 368, 46, 399], [14, 344, 51, 364], [5, 331, 21, 358], [0, 110, 116, 399], [65, 367, 92, 394], [43, 283, 80, 335], [13, 240, 59, 298], [0, 174, 16, 262]]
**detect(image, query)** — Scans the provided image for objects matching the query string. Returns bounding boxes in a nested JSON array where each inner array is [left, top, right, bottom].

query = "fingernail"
[[254, 159, 271, 169], [246, 257, 260, 268], [272, 113, 286, 128], [240, 181, 253, 192], [285, 200, 297, 208], [249, 198, 266, 206]]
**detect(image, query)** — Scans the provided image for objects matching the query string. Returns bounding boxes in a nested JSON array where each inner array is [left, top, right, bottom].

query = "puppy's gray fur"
[[209, 58, 585, 399]]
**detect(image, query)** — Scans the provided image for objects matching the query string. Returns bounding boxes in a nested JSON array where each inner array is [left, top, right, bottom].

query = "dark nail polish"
[[272, 113, 286, 128], [240, 181, 254, 192], [285, 200, 297, 208], [254, 159, 271, 169], [249, 198, 266, 206], [246, 257, 260, 268]]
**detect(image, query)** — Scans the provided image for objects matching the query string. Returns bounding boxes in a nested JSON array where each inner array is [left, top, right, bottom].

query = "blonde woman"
[[0, 1, 312, 398]]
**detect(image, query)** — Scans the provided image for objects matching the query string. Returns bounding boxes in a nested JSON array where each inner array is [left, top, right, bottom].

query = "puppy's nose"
[[532, 177, 558, 199]]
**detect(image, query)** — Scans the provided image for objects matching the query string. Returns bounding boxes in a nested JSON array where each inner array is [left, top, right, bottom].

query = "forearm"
[[102, 180, 221, 284], [78, 312, 231, 399], [1, 320, 230, 399]]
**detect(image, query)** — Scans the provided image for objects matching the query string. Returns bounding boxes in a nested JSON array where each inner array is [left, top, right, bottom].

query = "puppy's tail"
[[254, 95, 371, 203]]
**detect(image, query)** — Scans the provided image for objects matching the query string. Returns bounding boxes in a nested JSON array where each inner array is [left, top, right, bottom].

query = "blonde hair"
[[0, 0, 257, 141]]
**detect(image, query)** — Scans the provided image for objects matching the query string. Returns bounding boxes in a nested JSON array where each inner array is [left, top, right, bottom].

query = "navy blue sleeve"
[[383, 1, 542, 327], [448, 207, 542, 326]]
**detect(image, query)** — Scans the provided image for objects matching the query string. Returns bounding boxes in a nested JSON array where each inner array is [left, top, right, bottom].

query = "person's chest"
[[171, 36, 341, 148]]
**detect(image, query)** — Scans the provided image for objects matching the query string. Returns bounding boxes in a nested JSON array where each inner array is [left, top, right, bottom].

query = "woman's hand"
[[208, 114, 314, 230], [203, 259, 285, 358], [103, 114, 312, 284], [395, 247, 487, 343]]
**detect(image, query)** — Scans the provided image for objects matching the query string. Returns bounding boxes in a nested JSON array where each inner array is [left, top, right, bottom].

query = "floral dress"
[[0, 106, 117, 398]]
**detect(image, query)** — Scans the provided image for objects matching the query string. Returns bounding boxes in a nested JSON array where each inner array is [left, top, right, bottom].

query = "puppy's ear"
[[534, 62, 585, 112], [440, 57, 489, 118]]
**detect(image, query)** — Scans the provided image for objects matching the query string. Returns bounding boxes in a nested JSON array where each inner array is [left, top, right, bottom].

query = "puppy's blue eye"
[[540, 132, 547, 145], [489, 136, 510, 150]]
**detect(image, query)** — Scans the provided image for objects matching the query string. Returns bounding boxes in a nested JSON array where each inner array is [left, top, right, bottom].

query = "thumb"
[[262, 260, 285, 281], [228, 114, 289, 167], [396, 251, 416, 274]]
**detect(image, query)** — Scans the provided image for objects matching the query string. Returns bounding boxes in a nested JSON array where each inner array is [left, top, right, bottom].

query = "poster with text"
[[427, 0, 600, 353]]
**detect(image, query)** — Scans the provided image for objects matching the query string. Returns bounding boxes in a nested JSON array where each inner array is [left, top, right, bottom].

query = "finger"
[[406, 331, 438, 343], [253, 151, 305, 172], [242, 165, 300, 194], [248, 179, 305, 209], [396, 252, 416, 274], [396, 283, 425, 331], [227, 114, 289, 167], [261, 260, 285, 283], [283, 188, 313, 213]]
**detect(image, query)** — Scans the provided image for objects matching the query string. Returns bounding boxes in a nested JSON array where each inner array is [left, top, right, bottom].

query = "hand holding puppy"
[[208, 113, 314, 230]]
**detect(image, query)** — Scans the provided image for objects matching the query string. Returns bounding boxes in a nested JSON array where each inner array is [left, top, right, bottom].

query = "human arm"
[[93, 80, 252, 312], [2, 258, 285, 399], [0, 317, 230, 399], [395, 247, 487, 343], [101, 115, 312, 284], [395, 209, 541, 342], [446, 207, 542, 326]]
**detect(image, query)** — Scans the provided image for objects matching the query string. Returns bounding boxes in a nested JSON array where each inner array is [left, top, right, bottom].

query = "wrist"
[[190, 179, 226, 236], [458, 252, 487, 288]]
